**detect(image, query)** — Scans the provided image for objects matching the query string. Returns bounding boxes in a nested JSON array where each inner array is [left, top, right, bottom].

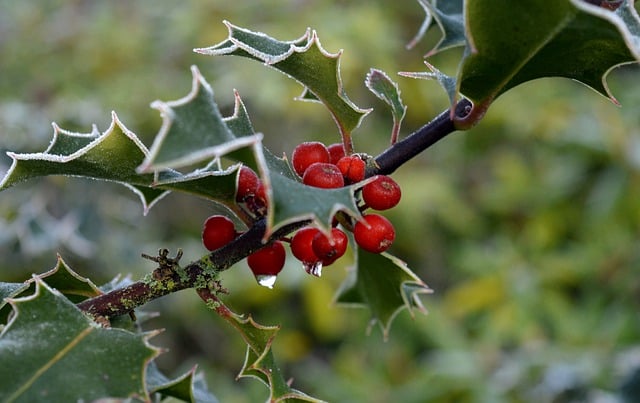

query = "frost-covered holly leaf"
[[0, 112, 169, 214], [146, 362, 218, 403], [408, 0, 465, 53], [334, 250, 433, 339], [400, 62, 458, 109], [33, 254, 103, 303], [199, 289, 323, 402], [195, 21, 371, 152], [0, 282, 29, 325], [0, 278, 160, 402], [365, 69, 407, 144], [139, 66, 263, 172], [406, 0, 640, 128]]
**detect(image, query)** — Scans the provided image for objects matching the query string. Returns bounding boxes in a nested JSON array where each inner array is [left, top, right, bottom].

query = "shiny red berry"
[[291, 141, 330, 177], [312, 228, 348, 265], [327, 143, 346, 165], [247, 241, 286, 276], [353, 214, 395, 253], [302, 162, 345, 188], [202, 215, 237, 251], [336, 155, 366, 184], [291, 227, 321, 264], [236, 166, 260, 202], [362, 175, 401, 210]]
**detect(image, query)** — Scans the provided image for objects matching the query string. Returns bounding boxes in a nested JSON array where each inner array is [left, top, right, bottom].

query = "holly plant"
[[1, 0, 640, 401]]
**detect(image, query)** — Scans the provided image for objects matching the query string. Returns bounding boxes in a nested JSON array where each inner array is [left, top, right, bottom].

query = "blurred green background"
[[2, 1, 640, 402]]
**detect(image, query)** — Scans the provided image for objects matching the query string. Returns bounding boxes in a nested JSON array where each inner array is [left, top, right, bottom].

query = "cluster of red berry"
[[201, 141, 401, 287]]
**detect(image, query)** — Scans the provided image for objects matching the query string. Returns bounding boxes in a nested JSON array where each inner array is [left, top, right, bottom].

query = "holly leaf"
[[195, 21, 371, 150], [400, 62, 458, 109], [405, 0, 640, 128], [365, 68, 407, 144], [0, 278, 160, 402], [139, 65, 263, 172], [408, 0, 466, 54], [0, 112, 169, 214], [146, 363, 218, 403], [199, 290, 323, 402], [34, 254, 103, 303], [334, 250, 433, 340]]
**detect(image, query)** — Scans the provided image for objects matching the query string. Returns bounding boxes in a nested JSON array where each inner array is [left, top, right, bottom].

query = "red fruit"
[[202, 215, 237, 251], [291, 141, 330, 177], [336, 155, 366, 183], [247, 241, 286, 276], [291, 227, 321, 264], [327, 143, 346, 165], [302, 162, 345, 189], [312, 228, 348, 265], [362, 175, 401, 210], [353, 214, 395, 253], [236, 166, 260, 202]]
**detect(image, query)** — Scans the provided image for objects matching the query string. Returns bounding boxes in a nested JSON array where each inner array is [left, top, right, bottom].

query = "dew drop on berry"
[[303, 261, 323, 277], [255, 274, 278, 289]]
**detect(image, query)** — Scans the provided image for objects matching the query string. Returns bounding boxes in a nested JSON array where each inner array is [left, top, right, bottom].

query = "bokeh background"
[[2, 1, 640, 402]]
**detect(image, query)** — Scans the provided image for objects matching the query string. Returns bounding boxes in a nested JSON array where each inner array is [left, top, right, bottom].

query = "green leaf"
[[0, 278, 160, 402], [400, 62, 458, 108], [146, 362, 218, 403], [455, 0, 640, 126], [334, 250, 433, 339], [266, 154, 362, 235], [365, 68, 407, 144], [195, 21, 371, 152], [139, 65, 263, 172], [36, 255, 103, 303], [0, 112, 169, 214], [199, 290, 324, 402], [408, 0, 466, 54]]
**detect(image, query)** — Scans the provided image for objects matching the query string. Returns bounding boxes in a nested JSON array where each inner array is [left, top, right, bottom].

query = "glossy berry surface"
[[336, 155, 366, 183], [247, 241, 286, 276], [291, 141, 330, 177], [236, 166, 260, 202], [362, 175, 401, 210], [327, 143, 346, 165], [202, 215, 237, 251], [291, 227, 321, 264], [302, 162, 345, 188], [312, 228, 348, 265], [353, 214, 395, 253]]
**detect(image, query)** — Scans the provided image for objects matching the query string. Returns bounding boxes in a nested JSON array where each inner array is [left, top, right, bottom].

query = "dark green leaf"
[[0, 278, 159, 402], [195, 21, 371, 149], [335, 250, 433, 339]]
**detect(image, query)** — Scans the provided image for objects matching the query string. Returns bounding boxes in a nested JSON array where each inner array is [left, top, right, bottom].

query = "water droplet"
[[303, 261, 323, 277], [255, 274, 277, 288]]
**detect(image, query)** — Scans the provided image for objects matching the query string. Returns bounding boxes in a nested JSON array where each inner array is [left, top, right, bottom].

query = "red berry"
[[247, 241, 286, 276], [236, 166, 260, 202], [202, 215, 237, 251], [353, 214, 395, 253], [291, 227, 321, 264], [336, 155, 366, 184], [302, 162, 345, 189], [327, 143, 346, 165], [361, 175, 401, 210], [312, 228, 348, 265], [291, 141, 330, 177]]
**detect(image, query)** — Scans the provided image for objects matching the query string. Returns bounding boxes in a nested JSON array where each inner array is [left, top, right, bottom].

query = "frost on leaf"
[[365, 69, 407, 144], [195, 21, 371, 152], [0, 278, 160, 402], [408, 0, 466, 54], [406, 0, 640, 129], [335, 250, 433, 340], [199, 288, 324, 402], [0, 113, 169, 214]]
